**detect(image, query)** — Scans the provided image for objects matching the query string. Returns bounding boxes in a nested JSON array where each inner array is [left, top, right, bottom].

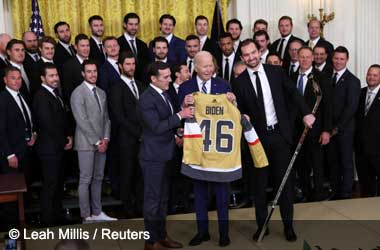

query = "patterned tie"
[[309, 40, 315, 49], [365, 90, 374, 115], [99, 43, 106, 60], [69, 45, 76, 57], [130, 80, 139, 99], [289, 63, 295, 75], [92, 87, 102, 112], [34, 54, 39, 62], [201, 81, 208, 94], [297, 73, 305, 96], [53, 88, 64, 107], [130, 39, 137, 55]]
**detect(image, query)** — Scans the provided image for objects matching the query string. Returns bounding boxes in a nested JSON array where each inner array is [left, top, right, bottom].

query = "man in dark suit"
[[226, 19, 243, 58], [291, 47, 333, 201], [195, 15, 218, 55], [108, 52, 144, 217], [216, 32, 240, 83], [306, 19, 334, 64], [62, 34, 89, 102], [178, 51, 235, 247], [31, 36, 57, 87], [32, 63, 73, 226], [22, 31, 40, 77], [313, 45, 333, 77], [184, 35, 200, 78], [287, 40, 303, 77], [88, 15, 106, 66], [149, 14, 186, 65], [0, 33, 11, 91], [355, 64, 380, 197], [118, 13, 149, 82], [97, 36, 121, 92], [138, 61, 193, 250], [269, 16, 304, 71], [53, 21, 76, 70], [326, 46, 361, 199], [232, 39, 315, 242]]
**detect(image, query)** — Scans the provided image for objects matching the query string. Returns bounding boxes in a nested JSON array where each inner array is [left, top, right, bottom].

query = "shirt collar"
[[199, 35, 207, 46], [91, 35, 102, 46], [164, 33, 173, 44], [223, 52, 235, 61], [124, 32, 136, 41], [120, 74, 134, 84], [150, 83, 164, 95], [247, 63, 265, 75], [27, 51, 38, 59], [368, 84, 380, 95], [334, 67, 347, 78], [291, 61, 299, 67], [6, 86, 20, 98], [9, 61, 22, 69], [155, 57, 167, 63], [300, 66, 313, 76], [317, 61, 326, 71], [84, 81, 96, 90], [173, 82, 180, 90], [42, 83, 55, 94], [196, 75, 211, 85], [282, 34, 292, 41], [0, 53, 6, 61], [76, 54, 87, 64], [41, 56, 53, 63], [59, 40, 71, 50], [107, 57, 118, 65], [310, 36, 320, 44]]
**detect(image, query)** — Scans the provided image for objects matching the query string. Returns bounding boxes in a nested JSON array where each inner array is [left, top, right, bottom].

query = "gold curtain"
[[12, 0, 229, 43]]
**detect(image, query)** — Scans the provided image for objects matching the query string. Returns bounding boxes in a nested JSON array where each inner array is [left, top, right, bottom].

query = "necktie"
[[162, 92, 173, 114], [130, 80, 139, 99], [331, 72, 338, 87], [253, 71, 267, 126], [92, 87, 102, 112], [69, 45, 76, 57], [289, 64, 295, 75], [188, 59, 193, 74], [201, 81, 208, 94], [224, 58, 230, 81], [17, 93, 32, 140], [278, 38, 285, 59], [130, 39, 137, 55], [309, 40, 315, 49], [297, 73, 305, 96], [20, 66, 30, 91], [99, 43, 106, 60], [365, 90, 374, 115], [34, 54, 39, 62], [53, 88, 64, 107]]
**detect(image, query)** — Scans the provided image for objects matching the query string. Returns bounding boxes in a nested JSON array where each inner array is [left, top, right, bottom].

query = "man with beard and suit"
[[184, 35, 200, 78], [98, 36, 121, 93], [313, 45, 333, 77], [22, 31, 40, 76], [195, 15, 218, 55], [118, 13, 149, 82], [216, 32, 240, 83], [31, 36, 57, 86], [327, 46, 361, 200], [88, 15, 106, 66], [62, 34, 90, 102], [33, 63, 73, 226], [232, 39, 315, 242], [53, 21, 76, 69], [355, 64, 380, 197], [0, 33, 11, 90], [270, 16, 304, 71], [226, 19, 243, 58], [306, 19, 334, 64], [108, 51, 144, 217], [291, 47, 333, 201]]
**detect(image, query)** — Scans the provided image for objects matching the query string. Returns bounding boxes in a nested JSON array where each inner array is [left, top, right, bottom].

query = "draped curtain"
[[12, 0, 229, 43]]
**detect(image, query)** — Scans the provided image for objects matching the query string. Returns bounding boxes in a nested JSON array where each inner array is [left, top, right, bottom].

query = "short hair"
[[289, 39, 304, 48], [152, 36, 169, 48], [333, 46, 349, 58], [266, 52, 282, 62], [254, 19, 268, 28], [54, 240, 90, 250], [123, 12, 140, 24], [195, 15, 208, 25], [3, 66, 21, 76], [41, 62, 58, 76], [171, 63, 187, 80], [219, 32, 233, 40], [239, 39, 261, 54], [74, 34, 89, 45], [118, 51, 135, 65], [54, 21, 70, 34], [102, 36, 118, 46], [278, 16, 293, 26], [313, 44, 327, 53], [185, 34, 200, 42], [159, 14, 176, 26], [38, 36, 56, 48], [307, 19, 321, 28], [226, 18, 243, 30], [81, 59, 97, 72], [253, 30, 270, 41], [88, 15, 103, 25], [6, 39, 25, 51], [147, 61, 170, 81], [298, 46, 313, 55], [369, 64, 380, 70]]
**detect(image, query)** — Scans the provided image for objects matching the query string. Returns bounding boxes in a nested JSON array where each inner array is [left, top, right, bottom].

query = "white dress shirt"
[[366, 84, 380, 110], [41, 57, 54, 63], [164, 33, 173, 44], [297, 66, 313, 95], [199, 35, 207, 50], [59, 40, 74, 56], [316, 61, 326, 72], [333, 67, 347, 84], [233, 40, 240, 53], [260, 50, 269, 64], [196, 76, 211, 94], [309, 36, 320, 48], [222, 52, 235, 80], [123, 32, 138, 54], [121, 75, 139, 99], [107, 57, 120, 75]]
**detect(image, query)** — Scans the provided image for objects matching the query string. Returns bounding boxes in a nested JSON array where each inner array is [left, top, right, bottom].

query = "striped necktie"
[[201, 81, 207, 94]]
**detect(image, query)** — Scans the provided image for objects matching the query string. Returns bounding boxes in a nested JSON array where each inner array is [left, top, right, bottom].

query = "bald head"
[[194, 51, 214, 81], [22, 31, 38, 53], [0, 33, 12, 54]]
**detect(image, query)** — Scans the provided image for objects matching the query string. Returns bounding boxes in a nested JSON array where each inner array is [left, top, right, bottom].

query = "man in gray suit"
[[70, 59, 116, 222]]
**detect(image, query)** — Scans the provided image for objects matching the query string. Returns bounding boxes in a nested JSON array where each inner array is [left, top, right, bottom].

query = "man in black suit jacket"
[[306, 19, 334, 64], [232, 39, 315, 242], [108, 52, 144, 216], [287, 40, 303, 78], [88, 15, 106, 66], [327, 46, 361, 199], [118, 13, 149, 82], [184, 35, 200, 78], [0, 33, 11, 91], [22, 31, 40, 78], [62, 34, 89, 102], [226, 19, 243, 58], [216, 32, 240, 83], [313, 45, 333, 77], [195, 15, 219, 56], [269, 16, 304, 72], [53, 21, 76, 70], [137, 62, 193, 249], [291, 47, 333, 201], [31, 36, 57, 87], [32, 63, 73, 226], [355, 64, 380, 197]]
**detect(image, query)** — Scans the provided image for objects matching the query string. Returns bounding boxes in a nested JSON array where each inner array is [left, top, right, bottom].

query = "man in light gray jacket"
[[70, 59, 116, 222]]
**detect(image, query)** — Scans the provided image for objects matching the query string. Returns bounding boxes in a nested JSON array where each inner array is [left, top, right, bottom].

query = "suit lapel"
[[242, 70, 259, 106], [366, 88, 380, 116]]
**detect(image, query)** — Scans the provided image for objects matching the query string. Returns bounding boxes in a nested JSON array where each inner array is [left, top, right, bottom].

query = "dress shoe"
[[188, 232, 210, 246], [284, 226, 297, 242], [252, 227, 269, 241], [219, 236, 231, 247], [159, 235, 183, 248], [144, 242, 169, 250]]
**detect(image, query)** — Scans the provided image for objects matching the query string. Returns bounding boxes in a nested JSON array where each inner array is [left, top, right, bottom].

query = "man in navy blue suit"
[[149, 14, 186, 65], [138, 61, 193, 250], [178, 51, 236, 247]]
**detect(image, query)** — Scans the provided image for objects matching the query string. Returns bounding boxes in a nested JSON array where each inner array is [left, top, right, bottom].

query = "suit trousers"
[[253, 129, 294, 229], [326, 132, 354, 198], [77, 150, 106, 218], [193, 180, 229, 237], [355, 150, 380, 197], [140, 160, 170, 244]]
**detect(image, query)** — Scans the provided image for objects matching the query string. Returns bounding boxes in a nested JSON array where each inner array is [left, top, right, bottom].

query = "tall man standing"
[[88, 15, 106, 65]]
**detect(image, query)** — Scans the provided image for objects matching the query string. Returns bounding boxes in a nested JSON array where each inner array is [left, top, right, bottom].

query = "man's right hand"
[[179, 106, 194, 119], [8, 155, 18, 169], [183, 94, 194, 107]]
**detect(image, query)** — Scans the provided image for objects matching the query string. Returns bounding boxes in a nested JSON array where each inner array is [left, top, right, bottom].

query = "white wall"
[[0, 0, 13, 34], [229, 0, 380, 85]]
